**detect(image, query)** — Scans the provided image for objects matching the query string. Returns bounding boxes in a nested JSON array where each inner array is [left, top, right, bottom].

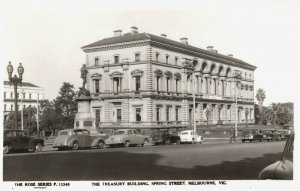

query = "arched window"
[[95, 57, 99, 66]]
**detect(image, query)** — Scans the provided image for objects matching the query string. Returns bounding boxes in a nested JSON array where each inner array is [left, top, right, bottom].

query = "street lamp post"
[[6, 61, 24, 129], [233, 70, 241, 138]]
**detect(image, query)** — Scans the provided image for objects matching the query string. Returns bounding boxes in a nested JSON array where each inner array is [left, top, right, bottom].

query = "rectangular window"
[[95, 109, 100, 127], [11, 92, 13, 98], [136, 108, 141, 122], [23, 93, 25, 99], [166, 107, 170, 121], [29, 93, 32, 99], [11, 105, 13, 110], [166, 55, 169, 64], [175, 57, 178, 65], [114, 55, 119, 64], [4, 92, 6, 99], [17, 93, 19, 99], [113, 78, 120, 92], [117, 109, 122, 123], [156, 107, 160, 122], [95, 79, 100, 93], [4, 104, 7, 111], [135, 53, 140, 61], [175, 108, 179, 121], [135, 76, 141, 92], [156, 77, 160, 91], [156, 53, 159, 62]]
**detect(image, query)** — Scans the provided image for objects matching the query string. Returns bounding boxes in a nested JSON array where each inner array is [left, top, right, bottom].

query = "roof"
[[4, 81, 40, 88], [82, 32, 256, 69]]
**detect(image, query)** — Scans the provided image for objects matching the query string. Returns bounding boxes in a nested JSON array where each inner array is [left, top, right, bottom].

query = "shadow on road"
[[3, 149, 283, 181]]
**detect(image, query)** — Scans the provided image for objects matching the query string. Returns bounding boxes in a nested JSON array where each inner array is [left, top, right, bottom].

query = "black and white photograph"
[[1, 0, 299, 190]]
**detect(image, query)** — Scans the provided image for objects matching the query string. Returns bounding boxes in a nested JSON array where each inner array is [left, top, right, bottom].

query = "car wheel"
[[143, 139, 149, 146], [97, 140, 105, 149], [72, 141, 79, 150], [4, 145, 10, 154], [165, 139, 170, 145], [124, 141, 130, 148], [176, 139, 181, 145], [35, 142, 43, 152]]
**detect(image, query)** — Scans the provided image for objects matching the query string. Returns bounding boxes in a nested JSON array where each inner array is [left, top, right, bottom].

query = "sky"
[[1, 0, 300, 107]]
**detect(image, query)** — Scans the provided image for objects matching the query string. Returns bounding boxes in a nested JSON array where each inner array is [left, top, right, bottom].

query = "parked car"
[[3, 129, 44, 154], [105, 129, 150, 147], [53, 129, 108, 150], [241, 130, 263, 142], [179, 130, 203, 144], [152, 129, 181, 145], [259, 131, 294, 179], [262, 131, 281, 141]]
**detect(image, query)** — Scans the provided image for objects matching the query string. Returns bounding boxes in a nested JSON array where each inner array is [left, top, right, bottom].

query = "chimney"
[[160, 34, 167, 38], [130, 26, 138, 34], [207, 46, 214, 51], [227, 54, 233, 57], [114, 30, 122, 37], [180, 37, 188, 45]]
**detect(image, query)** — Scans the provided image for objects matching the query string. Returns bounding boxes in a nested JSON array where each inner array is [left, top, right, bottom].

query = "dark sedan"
[[3, 129, 44, 154], [152, 129, 181, 145]]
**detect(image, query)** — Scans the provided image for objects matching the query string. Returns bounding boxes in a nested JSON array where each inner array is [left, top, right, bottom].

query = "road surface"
[[3, 141, 285, 180]]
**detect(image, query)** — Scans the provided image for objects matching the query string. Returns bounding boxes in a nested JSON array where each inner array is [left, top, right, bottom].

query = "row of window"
[[93, 53, 252, 80], [94, 53, 141, 66], [4, 104, 34, 111], [92, 75, 253, 97], [4, 92, 34, 99]]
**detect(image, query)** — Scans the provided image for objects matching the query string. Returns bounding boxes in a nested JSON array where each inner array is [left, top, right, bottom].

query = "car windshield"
[[59, 131, 69, 136], [181, 132, 188, 135], [113, 131, 125, 135]]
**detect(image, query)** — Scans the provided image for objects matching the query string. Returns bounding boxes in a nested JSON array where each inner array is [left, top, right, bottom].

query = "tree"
[[40, 99, 62, 136], [255, 88, 266, 111], [53, 82, 78, 129]]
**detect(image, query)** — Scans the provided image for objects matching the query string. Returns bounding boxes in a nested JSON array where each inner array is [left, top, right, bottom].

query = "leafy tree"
[[40, 99, 62, 136], [53, 82, 78, 129], [255, 88, 266, 111]]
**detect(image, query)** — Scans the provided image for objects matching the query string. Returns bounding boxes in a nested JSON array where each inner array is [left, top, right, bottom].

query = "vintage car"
[[53, 129, 108, 150], [179, 130, 203, 144], [152, 129, 181, 145], [241, 130, 263, 142], [262, 131, 281, 141], [259, 131, 294, 179], [105, 129, 150, 147], [3, 129, 44, 154]]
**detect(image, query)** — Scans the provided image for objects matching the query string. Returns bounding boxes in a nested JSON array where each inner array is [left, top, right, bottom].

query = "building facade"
[[3, 81, 45, 114], [81, 27, 256, 131]]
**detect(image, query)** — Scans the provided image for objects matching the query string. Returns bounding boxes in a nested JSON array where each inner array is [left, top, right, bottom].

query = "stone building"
[[80, 27, 256, 132], [3, 81, 45, 115]]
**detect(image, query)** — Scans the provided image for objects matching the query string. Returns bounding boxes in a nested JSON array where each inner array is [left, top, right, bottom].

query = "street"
[[3, 141, 285, 181]]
